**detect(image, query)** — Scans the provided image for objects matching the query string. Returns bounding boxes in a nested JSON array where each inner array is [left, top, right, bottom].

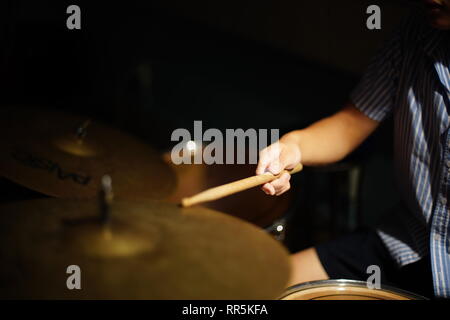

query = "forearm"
[[281, 103, 380, 166]]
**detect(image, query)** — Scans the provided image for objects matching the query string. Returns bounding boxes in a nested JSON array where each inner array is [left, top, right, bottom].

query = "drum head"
[[280, 280, 427, 300]]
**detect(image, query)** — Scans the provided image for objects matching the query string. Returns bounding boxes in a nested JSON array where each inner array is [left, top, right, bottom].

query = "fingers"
[[261, 172, 291, 196], [261, 183, 275, 195], [256, 143, 281, 175], [271, 172, 291, 195], [275, 184, 291, 196], [256, 151, 272, 175]]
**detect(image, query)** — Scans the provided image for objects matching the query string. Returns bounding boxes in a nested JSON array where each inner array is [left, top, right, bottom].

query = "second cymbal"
[[0, 106, 176, 200]]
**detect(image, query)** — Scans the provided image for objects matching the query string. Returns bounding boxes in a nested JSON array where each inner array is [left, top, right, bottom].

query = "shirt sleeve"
[[350, 26, 404, 122]]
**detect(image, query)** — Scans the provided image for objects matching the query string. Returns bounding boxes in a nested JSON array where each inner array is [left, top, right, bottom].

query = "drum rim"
[[279, 279, 428, 300]]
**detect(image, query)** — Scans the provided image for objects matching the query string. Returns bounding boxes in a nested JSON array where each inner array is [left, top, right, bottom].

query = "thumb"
[[267, 160, 282, 175]]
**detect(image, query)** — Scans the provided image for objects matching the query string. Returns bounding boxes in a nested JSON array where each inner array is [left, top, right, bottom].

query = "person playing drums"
[[257, 0, 450, 299]]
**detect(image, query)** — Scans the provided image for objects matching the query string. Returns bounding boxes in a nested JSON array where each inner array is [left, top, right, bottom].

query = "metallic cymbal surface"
[[0, 107, 176, 200], [0, 199, 290, 299]]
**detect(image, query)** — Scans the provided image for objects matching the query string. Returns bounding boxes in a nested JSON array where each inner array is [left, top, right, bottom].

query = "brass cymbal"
[[0, 107, 176, 200], [0, 198, 291, 299]]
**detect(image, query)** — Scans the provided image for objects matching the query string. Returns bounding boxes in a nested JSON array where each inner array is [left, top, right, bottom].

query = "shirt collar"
[[418, 20, 450, 95]]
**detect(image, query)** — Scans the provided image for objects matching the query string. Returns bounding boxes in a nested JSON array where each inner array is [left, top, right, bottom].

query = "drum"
[[280, 280, 427, 300], [163, 152, 292, 228]]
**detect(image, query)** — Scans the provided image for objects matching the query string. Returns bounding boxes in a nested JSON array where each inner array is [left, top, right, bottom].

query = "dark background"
[[0, 0, 418, 251]]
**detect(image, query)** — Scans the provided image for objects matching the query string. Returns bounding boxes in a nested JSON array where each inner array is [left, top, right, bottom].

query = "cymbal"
[[0, 198, 290, 299], [0, 107, 176, 200]]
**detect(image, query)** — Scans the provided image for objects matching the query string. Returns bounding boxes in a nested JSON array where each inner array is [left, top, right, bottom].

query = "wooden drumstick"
[[181, 163, 303, 207]]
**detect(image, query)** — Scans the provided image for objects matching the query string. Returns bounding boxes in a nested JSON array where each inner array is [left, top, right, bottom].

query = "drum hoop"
[[279, 279, 428, 300]]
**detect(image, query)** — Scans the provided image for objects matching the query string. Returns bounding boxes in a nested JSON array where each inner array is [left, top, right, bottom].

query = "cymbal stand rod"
[[99, 175, 114, 226], [76, 118, 92, 140]]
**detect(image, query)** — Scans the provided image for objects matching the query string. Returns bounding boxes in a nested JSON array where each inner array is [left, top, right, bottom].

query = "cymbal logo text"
[[11, 150, 92, 186]]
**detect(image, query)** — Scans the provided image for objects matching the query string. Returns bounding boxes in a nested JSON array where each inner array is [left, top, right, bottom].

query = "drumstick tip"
[[180, 198, 191, 207]]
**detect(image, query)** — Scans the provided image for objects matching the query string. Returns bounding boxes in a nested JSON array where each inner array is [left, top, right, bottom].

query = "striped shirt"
[[350, 12, 450, 298]]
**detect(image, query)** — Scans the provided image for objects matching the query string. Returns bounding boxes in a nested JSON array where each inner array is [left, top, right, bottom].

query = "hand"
[[256, 140, 301, 196]]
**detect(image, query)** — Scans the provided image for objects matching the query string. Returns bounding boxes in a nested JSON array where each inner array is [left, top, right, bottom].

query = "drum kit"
[[0, 106, 425, 300], [281, 280, 426, 300]]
